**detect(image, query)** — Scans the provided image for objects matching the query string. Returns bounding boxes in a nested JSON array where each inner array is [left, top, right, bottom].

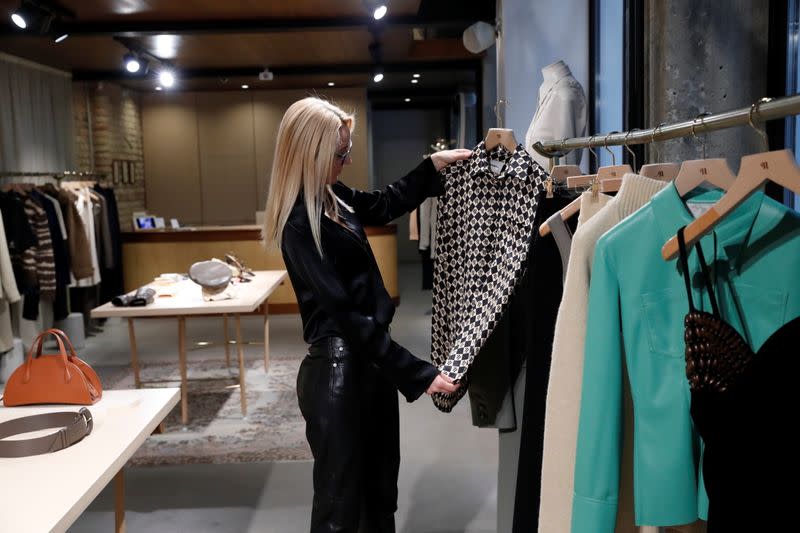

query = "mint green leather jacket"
[[572, 184, 800, 531]]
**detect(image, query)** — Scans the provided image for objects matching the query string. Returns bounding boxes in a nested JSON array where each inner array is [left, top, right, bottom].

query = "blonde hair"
[[262, 97, 354, 256]]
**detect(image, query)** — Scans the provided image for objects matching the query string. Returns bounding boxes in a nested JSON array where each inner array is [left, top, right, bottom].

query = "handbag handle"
[[37, 328, 80, 360], [24, 330, 71, 384]]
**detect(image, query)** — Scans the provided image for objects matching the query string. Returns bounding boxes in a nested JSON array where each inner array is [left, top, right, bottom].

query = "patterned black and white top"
[[431, 141, 547, 412]]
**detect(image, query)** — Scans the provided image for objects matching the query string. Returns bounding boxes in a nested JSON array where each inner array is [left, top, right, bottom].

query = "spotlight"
[[411, 79, 419, 84], [373, 5, 387, 20], [241, 84, 249, 89], [372, 65, 384, 83], [328, 82, 335, 87], [413, 73, 420, 78], [10, 1, 56, 33], [159, 69, 175, 87], [10, 2, 38, 30], [124, 53, 141, 73], [54, 32, 68, 43], [11, 12, 27, 29], [404, 98, 411, 102], [155, 86, 163, 91]]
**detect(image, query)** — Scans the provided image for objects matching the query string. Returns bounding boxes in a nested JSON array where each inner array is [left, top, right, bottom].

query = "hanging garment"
[[418, 196, 439, 258], [537, 176, 665, 533], [94, 184, 124, 304], [490, 193, 577, 533], [23, 191, 69, 323], [0, 211, 21, 353], [545, 214, 572, 282], [0, 192, 36, 293], [572, 184, 800, 532], [72, 188, 101, 287], [409, 208, 420, 241], [468, 192, 577, 430], [30, 191, 68, 288], [525, 60, 587, 170], [431, 141, 546, 412], [57, 189, 93, 280], [23, 195, 56, 300], [677, 227, 799, 532]]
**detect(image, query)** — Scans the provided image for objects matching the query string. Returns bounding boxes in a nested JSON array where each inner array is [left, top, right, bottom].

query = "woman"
[[262, 97, 470, 532]]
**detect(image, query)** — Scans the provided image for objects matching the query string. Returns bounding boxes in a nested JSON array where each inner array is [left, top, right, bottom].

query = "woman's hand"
[[430, 149, 472, 172], [426, 372, 460, 395]]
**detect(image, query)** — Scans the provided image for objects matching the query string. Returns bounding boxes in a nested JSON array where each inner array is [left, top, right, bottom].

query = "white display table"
[[0, 388, 179, 533], [91, 271, 287, 424]]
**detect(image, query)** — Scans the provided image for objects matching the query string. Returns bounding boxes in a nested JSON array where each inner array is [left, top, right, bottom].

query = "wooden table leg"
[[236, 314, 247, 417], [114, 468, 125, 533], [223, 314, 231, 367], [263, 303, 270, 373], [178, 317, 188, 426], [127, 319, 141, 388]]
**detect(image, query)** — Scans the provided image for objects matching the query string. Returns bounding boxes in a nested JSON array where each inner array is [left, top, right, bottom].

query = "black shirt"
[[280, 158, 441, 402]]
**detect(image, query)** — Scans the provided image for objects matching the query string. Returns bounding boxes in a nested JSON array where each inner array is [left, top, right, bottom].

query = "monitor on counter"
[[133, 215, 157, 230]]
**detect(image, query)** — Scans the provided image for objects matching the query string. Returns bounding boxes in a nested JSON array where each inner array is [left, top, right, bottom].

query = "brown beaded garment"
[[677, 227, 754, 393]]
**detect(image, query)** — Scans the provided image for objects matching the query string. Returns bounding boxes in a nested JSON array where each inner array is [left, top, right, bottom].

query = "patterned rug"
[[97, 353, 311, 467]]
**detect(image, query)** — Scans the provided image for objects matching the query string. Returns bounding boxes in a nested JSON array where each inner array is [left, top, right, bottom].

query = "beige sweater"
[[0, 211, 21, 353], [538, 174, 668, 533]]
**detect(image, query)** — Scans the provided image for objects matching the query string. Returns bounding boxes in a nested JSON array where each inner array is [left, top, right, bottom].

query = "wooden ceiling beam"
[[1, 15, 480, 37], [72, 59, 481, 81]]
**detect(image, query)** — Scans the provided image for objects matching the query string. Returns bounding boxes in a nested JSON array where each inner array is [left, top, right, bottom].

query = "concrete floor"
[[70, 265, 499, 533]]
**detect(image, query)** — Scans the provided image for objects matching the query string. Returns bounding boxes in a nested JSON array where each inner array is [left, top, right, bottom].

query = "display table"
[[90, 271, 287, 425], [121, 224, 399, 312], [0, 388, 179, 533]]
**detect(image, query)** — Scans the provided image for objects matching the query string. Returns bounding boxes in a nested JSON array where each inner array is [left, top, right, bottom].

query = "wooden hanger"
[[640, 163, 679, 181], [662, 100, 800, 260], [549, 164, 582, 183], [673, 114, 736, 197], [485, 98, 519, 152], [596, 132, 632, 180], [638, 124, 680, 181], [566, 135, 600, 188], [485, 128, 518, 152]]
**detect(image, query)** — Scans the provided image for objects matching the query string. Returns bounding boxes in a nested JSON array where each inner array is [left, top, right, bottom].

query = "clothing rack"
[[0, 170, 107, 179], [531, 94, 800, 158]]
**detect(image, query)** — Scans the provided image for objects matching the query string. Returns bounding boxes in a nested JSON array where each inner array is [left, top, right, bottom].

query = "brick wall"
[[72, 82, 146, 230]]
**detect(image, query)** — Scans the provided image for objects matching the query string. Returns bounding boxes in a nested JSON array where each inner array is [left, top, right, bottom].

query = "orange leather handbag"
[[2, 329, 102, 407]]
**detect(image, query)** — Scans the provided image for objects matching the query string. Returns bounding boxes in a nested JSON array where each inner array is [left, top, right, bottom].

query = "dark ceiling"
[[0, 0, 493, 103]]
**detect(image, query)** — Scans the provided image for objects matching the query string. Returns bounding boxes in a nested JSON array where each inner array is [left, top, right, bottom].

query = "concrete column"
[[646, 0, 769, 170]]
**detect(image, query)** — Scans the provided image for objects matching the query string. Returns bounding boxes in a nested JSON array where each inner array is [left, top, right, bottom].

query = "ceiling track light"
[[123, 52, 141, 73], [10, 2, 43, 31], [373, 5, 388, 20], [159, 68, 175, 88], [10, 0, 73, 34]]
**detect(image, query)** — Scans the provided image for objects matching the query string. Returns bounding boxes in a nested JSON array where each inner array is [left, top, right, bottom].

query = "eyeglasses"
[[336, 139, 353, 163]]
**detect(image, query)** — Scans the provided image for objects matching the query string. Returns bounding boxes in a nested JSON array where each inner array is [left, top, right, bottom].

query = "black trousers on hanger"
[[512, 193, 577, 533], [298, 336, 399, 533]]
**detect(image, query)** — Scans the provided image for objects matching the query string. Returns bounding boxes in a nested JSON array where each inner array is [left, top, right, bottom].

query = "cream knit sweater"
[[538, 174, 668, 533]]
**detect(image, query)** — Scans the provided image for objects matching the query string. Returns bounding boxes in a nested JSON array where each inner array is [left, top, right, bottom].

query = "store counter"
[[122, 224, 398, 313]]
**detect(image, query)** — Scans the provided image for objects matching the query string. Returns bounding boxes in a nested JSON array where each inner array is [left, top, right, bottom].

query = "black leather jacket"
[[281, 158, 442, 402]]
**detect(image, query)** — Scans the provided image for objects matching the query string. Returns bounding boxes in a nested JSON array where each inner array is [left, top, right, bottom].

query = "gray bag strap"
[[0, 408, 93, 458]]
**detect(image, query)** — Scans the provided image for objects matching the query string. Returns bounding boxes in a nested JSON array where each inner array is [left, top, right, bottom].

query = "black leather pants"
[[297, 336, 400, 533]]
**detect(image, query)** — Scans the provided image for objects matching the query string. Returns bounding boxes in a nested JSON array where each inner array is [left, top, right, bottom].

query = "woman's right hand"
[[426, 372, 460, 395]]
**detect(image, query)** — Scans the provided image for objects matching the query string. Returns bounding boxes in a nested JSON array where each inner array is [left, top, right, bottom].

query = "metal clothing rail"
[[0, 170, 107, 178], [531, 94, 800, 158]]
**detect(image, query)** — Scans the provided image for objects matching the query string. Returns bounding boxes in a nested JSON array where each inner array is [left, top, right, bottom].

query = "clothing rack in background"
[[0, 170, 108, 179], [531, 94, 800, 158]]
